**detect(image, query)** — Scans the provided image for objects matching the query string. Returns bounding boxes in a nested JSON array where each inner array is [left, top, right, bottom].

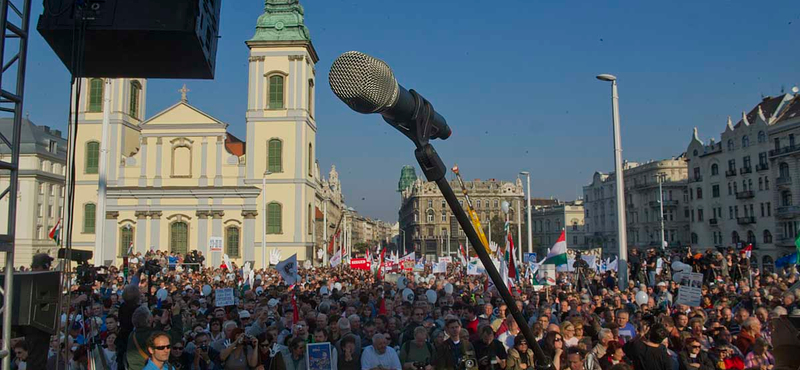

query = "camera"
[[458, 357, 477, 370], [199, 345, 209, 352], [413, 361, 427, 370], [145, 259, 162, 275]]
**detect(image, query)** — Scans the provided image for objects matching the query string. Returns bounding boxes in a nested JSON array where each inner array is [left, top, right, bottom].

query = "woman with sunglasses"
[[678, 337, 715, 370], [168, 339, 192, 370], [542, 331, 564, 370], [507, 334, 535, 370]]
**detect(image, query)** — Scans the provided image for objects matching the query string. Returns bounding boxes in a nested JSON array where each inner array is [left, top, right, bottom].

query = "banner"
[[330, 250, 342, 268], [307, 342, 333, 370], [215, 288, 235, 307], [524, 253, 537, 264], [433, 261, 447, 273], [349, 258, 371, 270], [467, 257, 486, 275], [675, 272, 704, 307], [276, 254, 299, 285], [438, 256, 452, 264], [209, 236, 223, 252], [384, 260, 399, 273]]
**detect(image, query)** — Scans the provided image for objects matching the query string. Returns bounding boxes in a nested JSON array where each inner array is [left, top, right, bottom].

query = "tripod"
[[574, 265, 594, 296]]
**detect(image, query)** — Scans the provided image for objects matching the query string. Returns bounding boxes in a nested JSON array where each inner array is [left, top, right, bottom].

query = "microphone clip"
[[383, 89, 444, 149]]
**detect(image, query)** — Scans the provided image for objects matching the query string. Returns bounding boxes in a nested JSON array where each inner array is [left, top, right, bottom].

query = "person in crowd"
[[678, 337, 715, 370], [734, 318, 761, 356], [338, 334, 360, 370], [623, 323, 671, 370], [542, 331, 564, 370], [498, 317, 521, 352], [273, 336, 307, 370], [473, 324, 507, 370], [144, 331, 176, 370], [743, 338, 774, 370], [506, 334, 535, 370], [599, 341, 626, 370], [433, 318, 478, 370], [399, 326, 434, 370], [361, 333, 402, 370], [566, 347, 586, 370]]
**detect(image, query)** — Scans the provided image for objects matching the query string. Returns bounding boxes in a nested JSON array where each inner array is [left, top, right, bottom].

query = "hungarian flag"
[[741, 244, 753, 259], [48, 219, 61, 246], [507, 231, 518, 281], [459, 243, 468, 265], [544, 230, 568, 265], [377, 247, 387, 280]]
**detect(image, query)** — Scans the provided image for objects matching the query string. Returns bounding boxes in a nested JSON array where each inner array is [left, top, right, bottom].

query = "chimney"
[[42, 126, 51, 133], [53, 130, 62, 138]]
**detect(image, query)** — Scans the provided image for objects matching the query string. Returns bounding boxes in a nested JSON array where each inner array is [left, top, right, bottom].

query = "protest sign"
[[215, 288, 235, 307], [675, 272, 704, 307], [307, 342, 333, 370], [438, 256, 452, 264], [525, 253, 537, 264], [433, 261, 447, 273], [209, 237, 223, 252], [349, 258, 371, 270], [537, 264, 557, 285]]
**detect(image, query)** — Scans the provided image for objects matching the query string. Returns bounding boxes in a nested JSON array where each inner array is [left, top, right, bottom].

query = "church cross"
[[179, 84, 190, 102]]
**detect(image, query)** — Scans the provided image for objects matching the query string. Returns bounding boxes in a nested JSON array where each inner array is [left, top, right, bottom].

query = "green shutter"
[[89, 79, 104, 112], [269, 75, 284, 109], [129, 82, 140, 119], [86, 141, 100, 174], [268, 203, 282, 234], [268, 139, 282, 173], [171, 222, 188, 255], [84, 204, 96, 233], [119, 227, 134, 256], [226, 227, 240, 258]]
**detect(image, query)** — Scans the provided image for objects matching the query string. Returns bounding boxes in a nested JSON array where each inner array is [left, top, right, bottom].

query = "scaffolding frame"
[[0, 0, 31, 368]]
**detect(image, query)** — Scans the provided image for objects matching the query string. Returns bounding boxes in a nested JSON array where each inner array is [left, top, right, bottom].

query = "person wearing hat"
[[506, 334, 535, 370], [655, 281, 673, 308]]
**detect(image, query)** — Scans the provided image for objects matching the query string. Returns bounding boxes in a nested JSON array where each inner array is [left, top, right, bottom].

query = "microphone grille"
[[328, 51, 399, 114]]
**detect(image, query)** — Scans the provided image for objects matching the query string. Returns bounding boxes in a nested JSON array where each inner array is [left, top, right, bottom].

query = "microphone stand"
[[389, 90, 551, 369]]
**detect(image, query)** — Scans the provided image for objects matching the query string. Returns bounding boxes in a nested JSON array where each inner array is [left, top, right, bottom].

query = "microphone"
[[328, 51, 451, 140]]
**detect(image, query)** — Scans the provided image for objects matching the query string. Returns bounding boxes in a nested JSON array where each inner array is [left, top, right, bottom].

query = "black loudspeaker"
[[0, 271, 61, 334], [37, 0, 221, 79]]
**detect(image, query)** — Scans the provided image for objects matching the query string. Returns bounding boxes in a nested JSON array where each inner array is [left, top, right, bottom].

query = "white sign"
[[433, 261, 447, 274], [675, 272, 704, 307], [215, 288, 235, 307], [438, 257, 452, 264], [467, 257, 485, 275], [209, 237, 223, 252]]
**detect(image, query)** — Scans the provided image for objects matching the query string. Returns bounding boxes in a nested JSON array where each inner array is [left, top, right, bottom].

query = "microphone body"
[[328, 51, 451, 140]]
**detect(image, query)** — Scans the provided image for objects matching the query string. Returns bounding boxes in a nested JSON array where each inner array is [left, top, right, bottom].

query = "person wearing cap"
[[656, 282, 673, 308], [506, 334, 534, 370]]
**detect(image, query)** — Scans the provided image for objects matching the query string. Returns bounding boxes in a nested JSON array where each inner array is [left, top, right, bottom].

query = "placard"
[[215, 288, 235, 307], [433, 261, 447, 274], [306, 342, 333, 370], [209, 236, 223, 252], [401, 260, 415, 271], [537, 264, 557, 285], [675, 272, 704, 307], [349, 258, 371, 270], [438, 256, 452, 264], [525, 253, 538, 264]]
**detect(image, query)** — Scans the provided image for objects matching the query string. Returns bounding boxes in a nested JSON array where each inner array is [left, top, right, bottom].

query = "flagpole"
[[517, 198, 522, 265]]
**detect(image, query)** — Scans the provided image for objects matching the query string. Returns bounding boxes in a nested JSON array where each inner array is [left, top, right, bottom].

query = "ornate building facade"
[[71, 0, 319, 268], [530, 199, 586, 256]]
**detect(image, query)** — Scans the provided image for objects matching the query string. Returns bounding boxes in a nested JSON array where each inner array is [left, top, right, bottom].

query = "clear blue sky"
[[24, 0, 800, 222]]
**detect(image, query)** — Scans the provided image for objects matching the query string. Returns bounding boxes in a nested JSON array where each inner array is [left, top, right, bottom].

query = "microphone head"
[[328, 51, 399, 114]]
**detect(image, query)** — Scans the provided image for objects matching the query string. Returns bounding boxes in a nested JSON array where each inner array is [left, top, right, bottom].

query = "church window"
[[267, 202, 282, 234], [308, 79, 314, 116], [268, 139, 282, 173], [88, 78, 103, 112], [119, 225, 134, 256], [129, 81, 142, 119], [85, 141, 100, 174], [83, 203, 96, 233], [226, 226, 240, 258], [268, 75, 285, 109], [308, 143, 313, 177], [170, 222, 189, 255], [172, 146, 192, 177]]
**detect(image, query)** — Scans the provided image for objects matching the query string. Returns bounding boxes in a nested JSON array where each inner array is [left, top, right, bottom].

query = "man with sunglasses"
[[144, 331, 176, 370]]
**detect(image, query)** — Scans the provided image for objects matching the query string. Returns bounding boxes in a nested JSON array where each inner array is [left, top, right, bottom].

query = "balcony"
[[725, 169, 737, 177], [769, 145, 800, 157], [709, 218, 718, 226], [649, 200, 679, 208], [739, 167, 752, 175], [737, 216, 756, 224], [735, 190, 755, 199], [688, 176, 703, 183], [776, 205, 800, 219], [777, 176, 792, 187], [756, 163, 769, 172]]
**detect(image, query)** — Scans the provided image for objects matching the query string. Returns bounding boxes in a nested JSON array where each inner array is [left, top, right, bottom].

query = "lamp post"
[[596, 73, 628, 290], [655, 173, 666, 250], [520, 171, 532, 255], [261, 171, 272, 269]]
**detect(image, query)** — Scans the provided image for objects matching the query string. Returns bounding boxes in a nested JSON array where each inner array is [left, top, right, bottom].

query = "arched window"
[[711, 164, 719, 176], [763, 256, 774, 273], [476, 200, 481, 208], [226, 226, 240, 258], [426, 211, 434, 222], [693, 149, 698, 157], [129, 81, 142, 119], [747, 230, 756, 245], [88, 78, 104, 112], [758, 131, 766, 143], [268, 139, 282, 173], [691, 232, 698, 244], [267, 202, 282, 234], [727, 139, 734, 151], [742, 135, 750, 148], [172, 146, 192, 177], [268, 75, 285, 109], [308, 79, 314, 116], [170, 222, 189, 255], [732, 231, 740, 244], [779, 162, 790, 178], [763, 230, 772, 244], [119, 225, 134, 256], [85, 141, 100, 174], [308, 143, 313, 177], [572, 220, 578, 231], [782, 190, 792, 207], [83, 203, 96, 233], [556, 219, 561, 230]]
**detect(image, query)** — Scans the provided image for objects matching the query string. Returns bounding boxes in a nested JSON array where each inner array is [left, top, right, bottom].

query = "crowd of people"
[[7, 245, 800, 370]]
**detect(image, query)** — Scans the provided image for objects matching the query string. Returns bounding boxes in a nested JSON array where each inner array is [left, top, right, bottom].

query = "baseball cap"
[[239, 310, 251, 319], [268, 298, 279, 308], [657, 282, 667, 287]]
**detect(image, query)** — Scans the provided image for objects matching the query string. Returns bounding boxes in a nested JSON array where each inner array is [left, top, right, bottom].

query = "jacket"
[[506, 348, 535, 370], [678, 351, 715, 370], [433, 339, 478, 370], [127, 314, 184, 370], [272, 347, 307, 370]]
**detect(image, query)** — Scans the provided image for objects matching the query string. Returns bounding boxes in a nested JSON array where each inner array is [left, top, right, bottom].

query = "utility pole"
[[656, 173, 666, 250]]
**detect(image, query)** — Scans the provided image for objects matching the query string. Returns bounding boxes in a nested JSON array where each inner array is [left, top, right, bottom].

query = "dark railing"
[[769, 145, 800, 157], [736, 216, 756, 224], [777, 176, 792, 186], [649, 200, 678, 207], [709, 218, 718, 225], [725, 169, 737, 177], [736, 190, 755, 199], [740, 167, 752, 175], [688, 176, 703, 183], [756, 163, 769, 172], [776, 205, 800, 219]]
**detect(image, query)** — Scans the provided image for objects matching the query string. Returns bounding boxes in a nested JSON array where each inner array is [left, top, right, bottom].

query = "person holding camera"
[[191, 331, 220, 370], [399, 326, 434, 370], [433, 318, 478, 370], [219, 328, 259, 370]]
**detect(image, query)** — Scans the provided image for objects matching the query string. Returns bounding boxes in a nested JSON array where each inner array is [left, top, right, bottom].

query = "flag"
[[276, 254, 299, 285], [378, 297, 387, 315], [795, 233, 800, 265], [48, 219, 61, 246], [377, 247, 387, 280], [291, 292, 299, 324], [741, 244, 753, 259], [330, 250, 342, 268], [459, 243, 468, 265], [507, 231, 518, 282], [543, 230, 568, 265]]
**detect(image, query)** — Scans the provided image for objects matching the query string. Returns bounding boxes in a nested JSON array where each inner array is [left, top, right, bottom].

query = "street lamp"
[[655, 173, 667, 250], [400, 229, 407, 255], [520, 171, 532, 256], [262, 171, 272, 269], [596, 73, 629, 290]]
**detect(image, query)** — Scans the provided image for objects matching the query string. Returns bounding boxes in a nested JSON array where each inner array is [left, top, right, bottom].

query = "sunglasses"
[[153, 345, 171, 351], [555, 337, 563, 342]]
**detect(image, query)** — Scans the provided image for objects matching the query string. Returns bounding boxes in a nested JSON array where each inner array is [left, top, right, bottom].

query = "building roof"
[[251, 0, 311, 42], [775, 95, 800, 124], [224, 132, 245, 156], [0, 118, 67, 159], [734, 95, 785, 128]]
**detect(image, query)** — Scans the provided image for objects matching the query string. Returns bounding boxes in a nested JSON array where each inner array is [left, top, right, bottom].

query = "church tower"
[[246, 0, 318, 265]]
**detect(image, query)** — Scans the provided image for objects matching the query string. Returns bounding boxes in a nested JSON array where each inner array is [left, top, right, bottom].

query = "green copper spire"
[[250, 0, 311, 42], [398, 165, 418, 192]]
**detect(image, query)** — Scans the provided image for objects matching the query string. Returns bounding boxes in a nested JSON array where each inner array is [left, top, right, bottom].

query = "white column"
[[135, 211, 148, 253], [215, 136, 223, 186], [95, 78, 112, 265], [211, 211, 223, 267], [243, 211, 256, 265], [150, 212, 161, 252]]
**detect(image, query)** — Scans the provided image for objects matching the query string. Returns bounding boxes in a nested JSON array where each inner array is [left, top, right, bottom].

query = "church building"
[[71, 0, 319, 268]]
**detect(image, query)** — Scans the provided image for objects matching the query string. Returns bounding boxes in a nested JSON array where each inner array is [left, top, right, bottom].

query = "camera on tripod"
[[144, 258, 162, 275], [58, 248, 107, 292]]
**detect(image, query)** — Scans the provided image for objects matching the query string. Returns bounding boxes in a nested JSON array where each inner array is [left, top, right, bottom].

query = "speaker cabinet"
[[0, 271, 60, 334]]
